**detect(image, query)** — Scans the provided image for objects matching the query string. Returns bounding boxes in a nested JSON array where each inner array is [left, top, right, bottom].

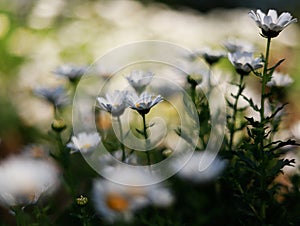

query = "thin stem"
[[142, 113, 151, 166], [228, 74, 244, 151], [117, 116, 126, 162], [260, 37, 271, 123], [190, 84, 196, 104], [257, 36, 272, 225]]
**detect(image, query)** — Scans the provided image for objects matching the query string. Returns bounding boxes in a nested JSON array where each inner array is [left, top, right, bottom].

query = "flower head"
[[92, 167, 173, 223], [194, 47, 225, 65], [67, 132, 101, 154], [0, 156, 60, 207], [34, 86, 69, 108], [228, 51, 263, 75], [97, 90, 128, 117], [223, 38, 255, 53], [53, 64, 88, 82], [125, 70, 154, 93], [266, 71, 294, 87], [172, 152, 227, 183], [249, 9, 297, 38], [126, 92, 163, 115]]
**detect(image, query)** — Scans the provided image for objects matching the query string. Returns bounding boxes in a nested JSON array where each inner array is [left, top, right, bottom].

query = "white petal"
[[267, 9, 278, 22]]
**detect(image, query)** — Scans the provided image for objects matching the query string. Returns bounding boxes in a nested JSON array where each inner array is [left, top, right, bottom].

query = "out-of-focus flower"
[[53, 64, 88, 82], [172, 151, 227, 183], [291, 121, 300, 141], [92, 167, 173, 223], [228, 51, 263, 75], [34, 86, 69, 108], [249, 9, 297, 38], [222, 38, 255, 53], [21, 144, 50, 159], [67, 132, 101, 154], [266, 71, 294, 87], [0, 156, 60, 207], [127, 91, 163, 115], [97, 90, 128, 117], [193, 48, 226, 66], [125, 70, 154, 93]]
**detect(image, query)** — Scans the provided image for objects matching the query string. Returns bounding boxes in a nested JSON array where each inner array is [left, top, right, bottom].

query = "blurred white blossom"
[[97, 90, 128, 117], [125, 70, 154, 93], [0, 156, 60, 207], [173, 151, 227, 183], [92, 167, 173, 223], [53, 64, 88, 82], [67, 132, 101, 154], [228, 51, 263, 75], [267, 71, 294, 87], [34, 86, 69, 108], [222, 38, 256, 53]]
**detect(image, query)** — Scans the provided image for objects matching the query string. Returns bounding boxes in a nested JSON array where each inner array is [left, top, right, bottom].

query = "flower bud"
[[51, 118, 67, 132], [76, 195, 88, 206]]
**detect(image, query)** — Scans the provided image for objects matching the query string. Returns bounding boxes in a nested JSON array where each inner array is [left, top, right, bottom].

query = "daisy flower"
[[97, 90, 128, 117], [194, 47, 225, 66], [126, 91, 163, 115], [249, 9, 297, 38], [172, 151, 227, 183], [267, 71, 294, 87], [34, 86, 69, 108], [92, 167, 173, 223], [125, 70, 154, 93], [0, 156, 60, 207], [53, 64, 88, 82], [67, 132, 101, 154], [228, 51, 263, 75]]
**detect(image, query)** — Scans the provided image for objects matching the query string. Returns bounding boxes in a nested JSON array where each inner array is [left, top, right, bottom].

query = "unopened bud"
[[51, 118, 67, 132], [76, 195, 88, 206], [162, 149, 173, 157]]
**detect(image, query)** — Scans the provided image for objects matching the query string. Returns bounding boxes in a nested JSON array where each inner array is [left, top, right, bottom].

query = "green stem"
[[228, 74, 244, 151], [81, 208, 91, 226], [258, 37, 272, 225], [190, 84, 196, 104], [117, 116, 126, 162], [142, 113, 151, 166], [260, 37, 271, 123], [13, 207, 29, 226]]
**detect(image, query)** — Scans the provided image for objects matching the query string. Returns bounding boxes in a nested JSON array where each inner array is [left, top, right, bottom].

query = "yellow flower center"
[[82, 143, 91, 150], [106, 193, 129, 212]]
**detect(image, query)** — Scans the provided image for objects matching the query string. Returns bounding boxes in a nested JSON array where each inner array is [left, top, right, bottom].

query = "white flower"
[[53, 64, 87, 82], [249, 9, 297, 38], [267, 71, 294, 87], [92, 167, 173, 223], [21, 144, 49, 159], [172, 152, 227, 183], [228, 51, 263, 75], [34, 86, 69, 108], [97, 90, 128, 117], [193, 47, 225, 65], [125, 70, 154, 93], [222, 38, 256, 53], [127, 91, 163, 115], [67, 132, 101, 154], [0, 156, 60, 207], [291, 121, 300, 141]]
